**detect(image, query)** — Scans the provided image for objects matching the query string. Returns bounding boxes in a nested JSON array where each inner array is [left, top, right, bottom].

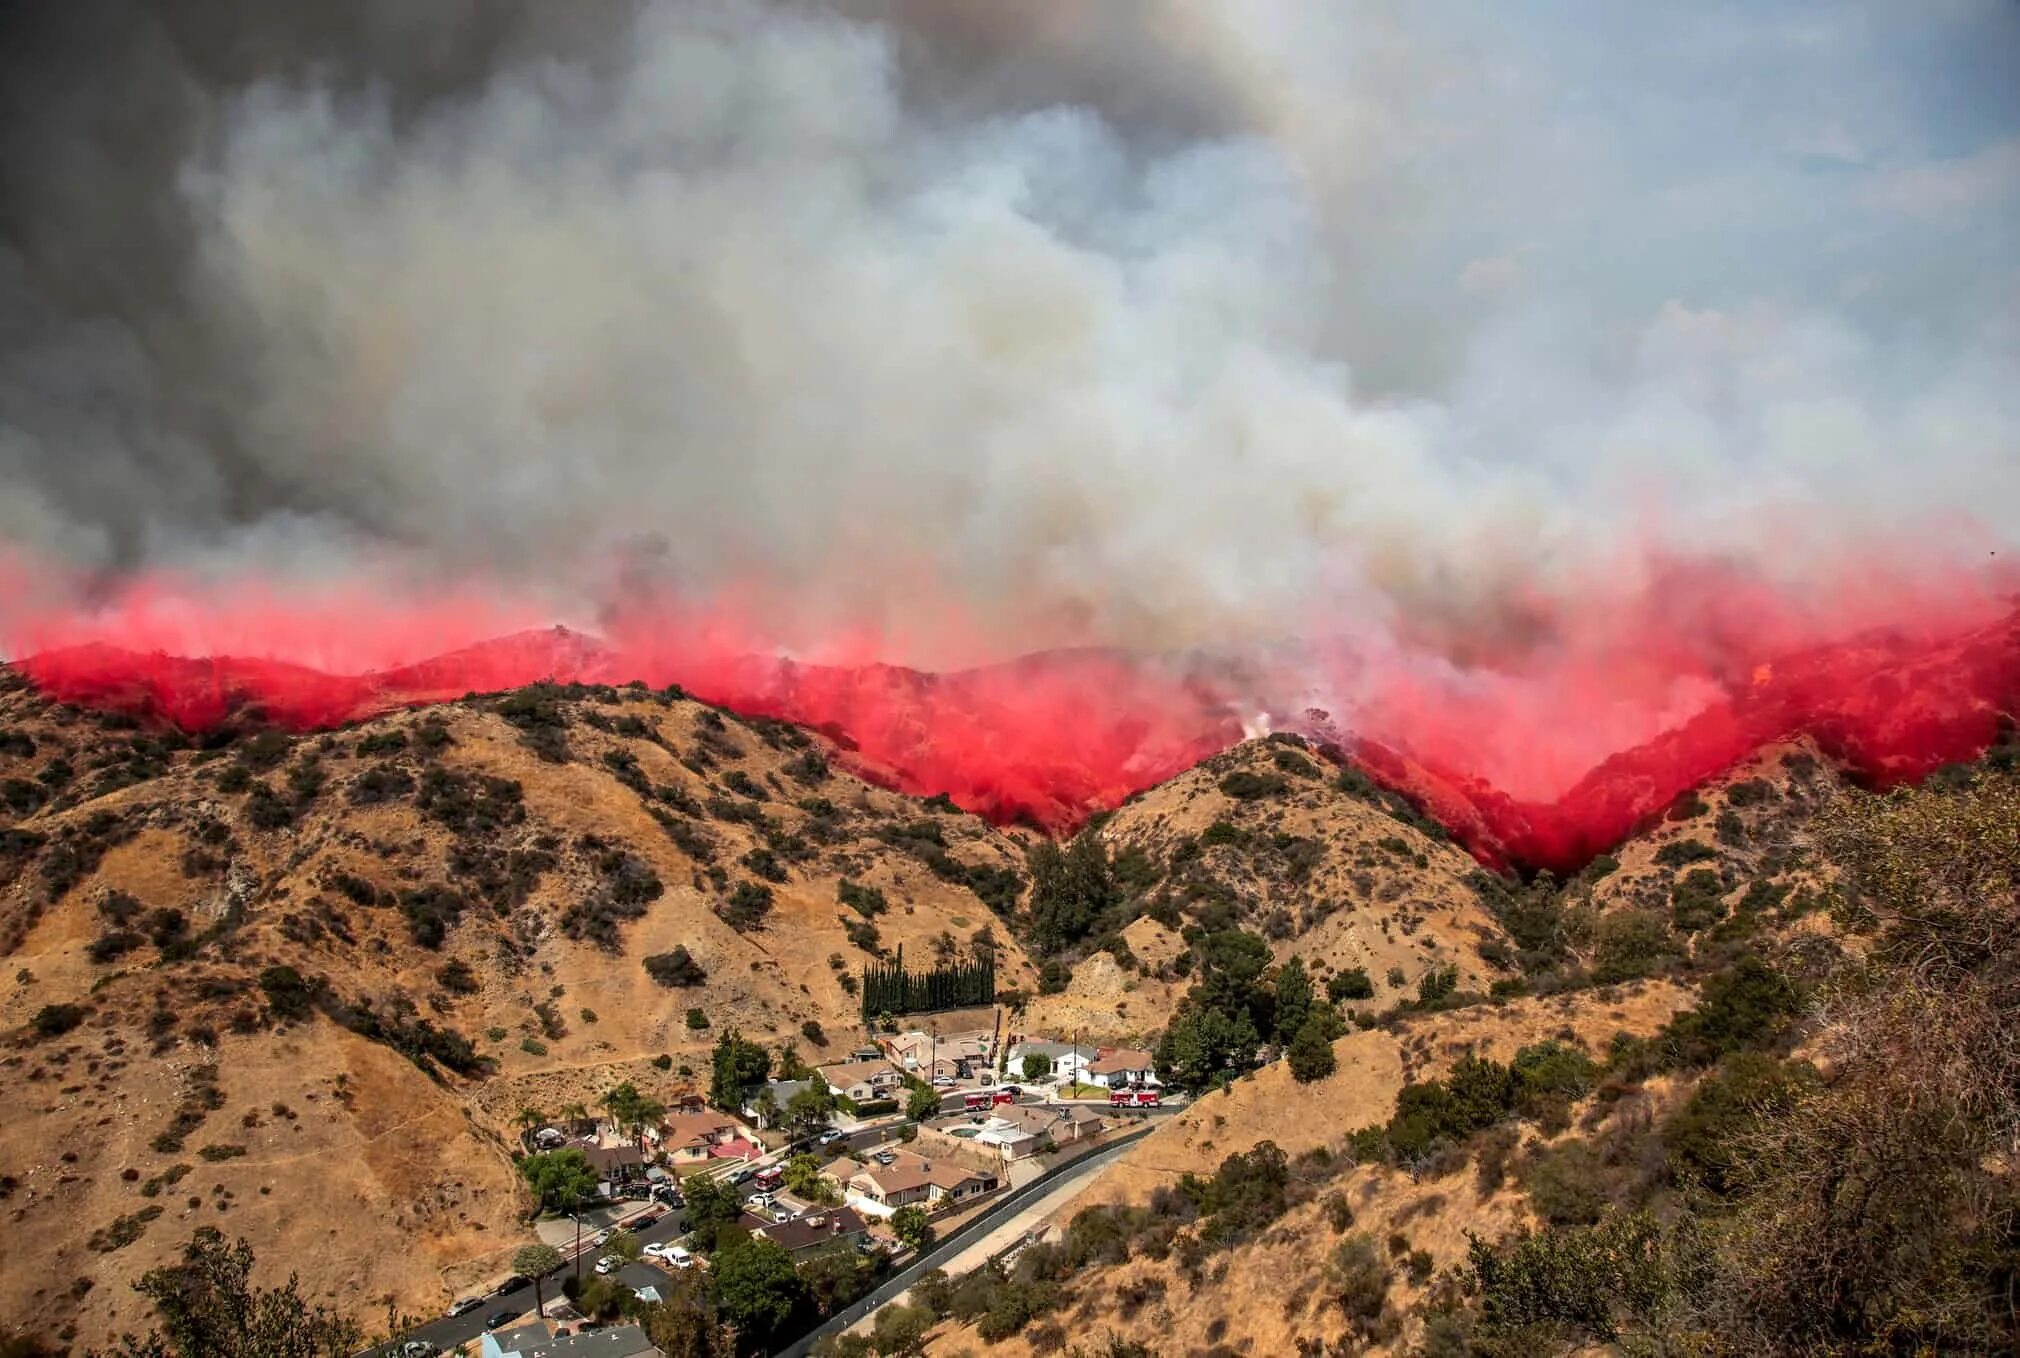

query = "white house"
[[1085, 1047, 1160, 1089], [1007, 1040, 1097, 1084]]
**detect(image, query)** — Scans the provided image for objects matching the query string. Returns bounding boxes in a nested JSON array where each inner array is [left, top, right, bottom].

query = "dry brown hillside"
[[0, 673, 1036, 1349], [1026, 737, 1511, 1044], [928, 980, 1695, 1358]]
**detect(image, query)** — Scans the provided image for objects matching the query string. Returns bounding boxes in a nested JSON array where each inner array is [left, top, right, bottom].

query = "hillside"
[[866, 730, 2020, 1358], [926, 979, 1696, 1358], [0, 672, 1040, 1348], [1025, 738, 1510, 1044]]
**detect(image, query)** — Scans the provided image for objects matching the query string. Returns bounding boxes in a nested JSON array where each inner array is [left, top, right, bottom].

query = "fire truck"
[[1107, 1088, 1161, 1108]]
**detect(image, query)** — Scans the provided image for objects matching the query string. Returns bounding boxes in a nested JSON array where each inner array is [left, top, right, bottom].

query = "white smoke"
[[2, 0, 2017, 666]]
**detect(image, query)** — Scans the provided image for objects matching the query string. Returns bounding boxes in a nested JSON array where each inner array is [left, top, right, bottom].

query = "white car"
[[445, 1298, 484, 1318], [665, 1246, 696, 1270], [594, 1255, 621, 1275], [590, 1228, 613, 1246], [817, 1129, 843, 1145], [748, 1190, 775, 1208], [643, 1241, 675, 1262]]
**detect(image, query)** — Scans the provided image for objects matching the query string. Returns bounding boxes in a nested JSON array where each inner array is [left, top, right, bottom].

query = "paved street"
[[374, 1207, 688, 1356]]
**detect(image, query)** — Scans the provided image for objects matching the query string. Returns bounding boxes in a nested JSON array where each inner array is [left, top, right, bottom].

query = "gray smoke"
[[2, 0, 2017, 663]]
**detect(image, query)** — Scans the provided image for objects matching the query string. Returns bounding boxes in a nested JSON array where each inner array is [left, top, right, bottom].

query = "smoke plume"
[[3, 1, 2018, 861]]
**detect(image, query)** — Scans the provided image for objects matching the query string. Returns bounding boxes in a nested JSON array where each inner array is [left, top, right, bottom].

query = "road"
[[774, 1126, 1157, 1358], [375, 1207, 689, 1356], [374, 1096, 1178, 1355]]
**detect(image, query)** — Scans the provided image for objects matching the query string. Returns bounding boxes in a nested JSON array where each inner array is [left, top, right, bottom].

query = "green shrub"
[[1218, 770, 1288, 800], [1328, 967, 1375, 1002]]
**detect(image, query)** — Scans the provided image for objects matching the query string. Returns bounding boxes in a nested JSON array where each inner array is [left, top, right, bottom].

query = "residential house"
[[1006, 1040, 1097, 1084], [917, 1103, 1103, 1164], [580, 1143, 647, 1189], [885, 1029, 994, 1073], [483, 1322, 662, 1358], [741, 1078, 814, 1130], [658, 1110, 751, 1166], [828, 1148, 998, 1214], [750, 1205, 872, 1259], [818, 1058, 907, 1103], [483, 1324, 556, 1358], [1086, 1048, 1160, 1089]]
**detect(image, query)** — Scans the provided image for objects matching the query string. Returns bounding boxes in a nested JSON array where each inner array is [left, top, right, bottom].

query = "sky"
[[0, 0, 2015, 714]]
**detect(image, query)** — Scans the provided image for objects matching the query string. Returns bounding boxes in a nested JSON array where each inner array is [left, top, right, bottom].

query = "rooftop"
[[1087, 1048, 1156, 1075], [818, 1058, 904, 1085], [518, 1324, 661, 1358], [752, 1206, 871, 1252]]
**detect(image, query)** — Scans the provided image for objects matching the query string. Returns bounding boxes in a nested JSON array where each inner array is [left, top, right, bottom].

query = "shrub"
[[1219, 770, 1288, 800], [838, 879, 887, 917], [1524, 1141, 1608, 1225], [1670, 868, 1728, 933], [719, 881, 774, 931], [643, 947, 708, 987], [31, 1003, 85, 1038], [436, 959, 480, 995], [258, 965, 316, 1021], [1653, 838, 1715, 868], [1416, 965, 1459, 1006], [1592, 909, 1675, 984], [1328, 967, 1374, 1002], [686, 1008, 710, 1030]]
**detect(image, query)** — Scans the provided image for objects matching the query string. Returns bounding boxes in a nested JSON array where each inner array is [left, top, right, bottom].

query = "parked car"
[[590, 1228, 613, 1246], [484, 1310, 519, 1330], [652, 1184, 682, 1206], [491, 1275, 528, 1297], [816, 1129, 843, 1146], [398, 1342, 439, 1358], [643, 1241, 676, 1262], [873, 1151, 897, 1166], [931, 1075, 955, 1087], [594, 1255, 621, 1276], [666, 1246, 695, 1270], [749, 1191, 775, 1208], [728, 1167, 756, 1185], [445, 1298, 484, 1318]]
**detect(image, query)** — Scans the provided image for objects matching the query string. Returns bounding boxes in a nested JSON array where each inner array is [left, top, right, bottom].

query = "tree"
[[1272, 956, 1314, 1044], [904, 1081, 940, 1122], [783, 1154, 840, 1205], [683, 1175, 743, 1251], [95, 1229, 363, 1357], [1025, 832, 1120, 954], [518, 1148, 598, 1214], [784, 1083, 837, 1138], [870, 1303, 933, 1357], [891, 1205, 933, 1253], [1286, 1014, 1338, 1083], [710, 1029, 772, 1111], [606, 1228, 643, 1263], [711, 1238, 805, 1351], [1021, 1052, 1054, 1082], [516, 1106, 547, 1134], [643, 1277, 736, 1358], [512, 1243, 565, 1323]]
